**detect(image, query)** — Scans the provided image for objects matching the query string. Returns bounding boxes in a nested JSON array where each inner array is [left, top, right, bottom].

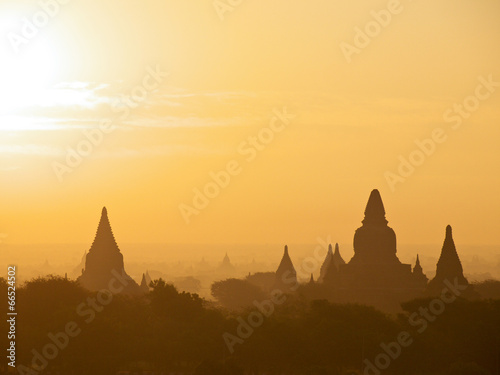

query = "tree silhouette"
[[211, 278, 267, 310]]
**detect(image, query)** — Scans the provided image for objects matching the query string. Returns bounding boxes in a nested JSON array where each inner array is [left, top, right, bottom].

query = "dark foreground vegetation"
[[1, 276, 499, 375]]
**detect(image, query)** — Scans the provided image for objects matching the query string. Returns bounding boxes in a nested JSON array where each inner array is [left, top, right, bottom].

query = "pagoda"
[[412, 254, 428, 285], [318, 244, 334, 283], [274, 245, 297, 291], [140, 273, 151, 294], [315, 189, 429, 312], [218, 253, 236, 275], [77, 207, 141, 295], [336, 189, 420, 289], [322, 244, 346, 285], [427, 225, 469, 294]]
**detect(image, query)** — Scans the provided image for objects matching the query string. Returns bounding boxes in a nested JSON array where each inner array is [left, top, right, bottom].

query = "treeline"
[[0, 276, 499, 375]]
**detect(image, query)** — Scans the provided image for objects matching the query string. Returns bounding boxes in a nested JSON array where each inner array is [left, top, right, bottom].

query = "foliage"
[[9, 276, 500, 375], [211, 278, 267, 310]]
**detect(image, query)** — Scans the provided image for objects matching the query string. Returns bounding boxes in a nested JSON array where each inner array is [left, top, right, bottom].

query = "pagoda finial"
[[328, 244, 333, 254], [429, 225, 467, 288], [334, 243, 340, 255], [89, 207, 120, 254], [140, 273, 149, 293], [332, 243, 345, 267], [446, 225, 452, 238], [363, 189, 388, 225], [413, 254, 424, 274], [275, 244, 296, 288]]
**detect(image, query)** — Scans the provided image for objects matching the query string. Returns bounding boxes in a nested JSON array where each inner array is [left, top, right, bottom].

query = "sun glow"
[[0, 38, 58, 114], [0, 30, 73, 131]]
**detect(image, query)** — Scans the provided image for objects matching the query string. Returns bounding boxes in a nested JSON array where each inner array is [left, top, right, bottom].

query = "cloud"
[[93, 145, 222, 159], [0, 144, 64, 156]]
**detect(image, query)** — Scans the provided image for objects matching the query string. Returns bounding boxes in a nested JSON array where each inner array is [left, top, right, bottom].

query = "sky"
[[0, 0, 499, 250]]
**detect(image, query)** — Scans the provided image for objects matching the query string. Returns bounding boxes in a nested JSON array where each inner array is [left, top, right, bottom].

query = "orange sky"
[[0, 0, 499, 248]]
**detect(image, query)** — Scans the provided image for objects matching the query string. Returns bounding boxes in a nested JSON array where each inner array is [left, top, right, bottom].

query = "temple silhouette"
[[274, 245, 297, 292], [77, 207, 142, 295], [218, 252, 236, 275], [75, 191, 472, 309], [427, 225, 469, 294], [274, 189, 472, 310], [330, 189, 426, 291], [318, 243, 345, 283]]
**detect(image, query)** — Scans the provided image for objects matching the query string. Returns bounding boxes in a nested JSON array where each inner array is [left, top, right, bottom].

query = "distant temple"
[[140, 273, 151, 294], [77, 207, 141, 295], [427, 225, 469, 295], [319, 243, 345, 283], [218, 253, 235, 274], [274, 245, 297, 291], [326, 189, 427, 293], [412, 254, 428, 286], [272, 189, 471, 311]]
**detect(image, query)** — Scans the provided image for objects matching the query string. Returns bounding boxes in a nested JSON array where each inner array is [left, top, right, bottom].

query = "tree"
[[149, 278, 203, 320], [211, 278, 267, 310]]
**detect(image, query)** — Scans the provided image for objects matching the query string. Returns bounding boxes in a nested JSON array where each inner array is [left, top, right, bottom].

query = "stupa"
[[427, 225, 468, 294], [77, 207, 141, 295], [333, 189, 425, 290], [274, 245, 297, 291]]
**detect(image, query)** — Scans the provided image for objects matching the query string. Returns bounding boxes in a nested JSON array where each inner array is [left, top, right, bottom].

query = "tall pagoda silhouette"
[[77, 207, 141, 295], [319, 243, 345, 283], [412, 254, 428, 285], [274, 245, 297, 291], [326, 190, 425, 288], [318, 189, 428, 309], [427, 225, 469, 295], [272, 189, 474, 311]]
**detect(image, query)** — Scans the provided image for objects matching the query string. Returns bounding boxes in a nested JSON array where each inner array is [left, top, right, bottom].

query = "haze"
[[0, 0, 499, 254]]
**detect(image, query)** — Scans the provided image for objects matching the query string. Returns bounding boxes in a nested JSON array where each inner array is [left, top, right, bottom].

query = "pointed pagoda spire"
[[275, 245, 297, 287], [218, 252, 235, 272], [309, 273, 314, 284], [145, 270, 152, 286], [77, 207, 141, 295], [319, 244, 335, 282], [362, 189, 388, 225], [435, 225, 465, 278], [322, 244, 344, 285], [89, 207, 120, 254], [140, 273, 149, 293], [276, 245, 294, 273], [320, 243, 346, 282], [412, 253, 428, 286], [413, 254, 424, 274], [332, 243, 345, 266], [428, 225, 468, 293]]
